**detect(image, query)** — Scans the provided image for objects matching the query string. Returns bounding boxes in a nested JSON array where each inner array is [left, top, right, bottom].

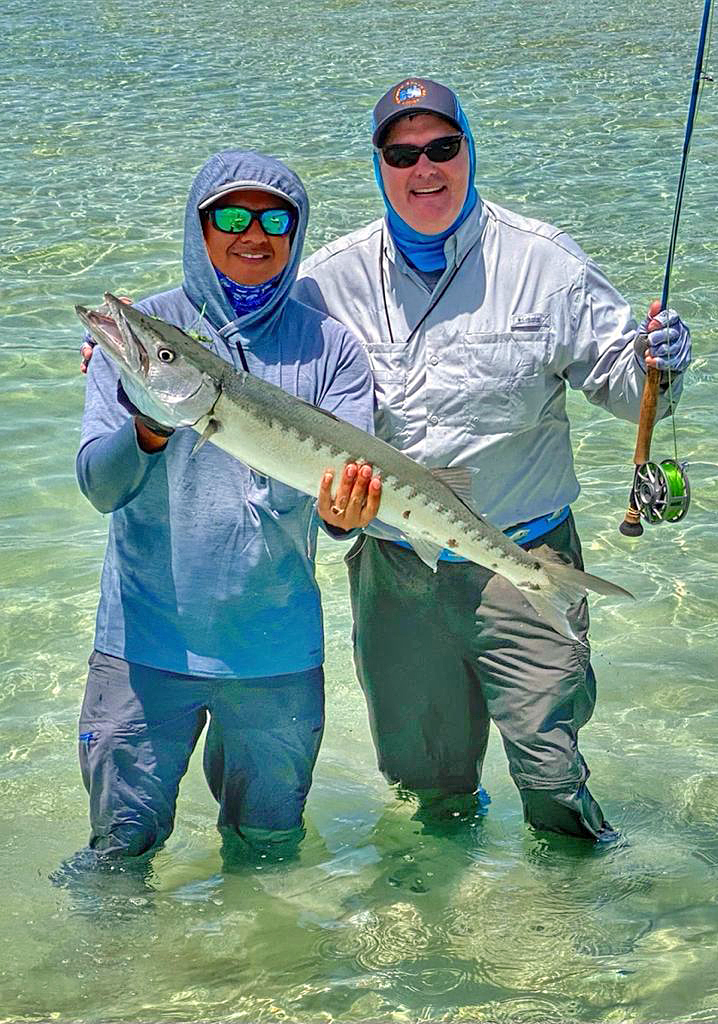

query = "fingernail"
[[361, 464, 372, 478], [346, 464, 356, 479]]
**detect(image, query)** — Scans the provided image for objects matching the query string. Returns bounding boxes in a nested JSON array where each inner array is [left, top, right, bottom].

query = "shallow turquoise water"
[[1, 1, 717, 1021]]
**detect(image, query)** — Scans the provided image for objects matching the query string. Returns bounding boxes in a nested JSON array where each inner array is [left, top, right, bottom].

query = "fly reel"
[[631, 458, 690, 524]]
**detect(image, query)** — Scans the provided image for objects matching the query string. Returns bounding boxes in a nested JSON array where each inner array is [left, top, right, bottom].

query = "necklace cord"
[[379, 229, 472, 346]]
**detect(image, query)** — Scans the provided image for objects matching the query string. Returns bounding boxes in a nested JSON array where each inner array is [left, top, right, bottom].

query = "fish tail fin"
[[516, 557, 634, 643], [541, 559, 635, 601]]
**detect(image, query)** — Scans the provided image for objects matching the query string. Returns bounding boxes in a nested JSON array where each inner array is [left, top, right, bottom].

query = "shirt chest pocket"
[[458, 330, 553, 434], [367, 345, 408, 443]]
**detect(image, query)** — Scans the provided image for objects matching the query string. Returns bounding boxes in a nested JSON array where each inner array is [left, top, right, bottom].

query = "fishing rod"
[[619, 0, 714, 537]]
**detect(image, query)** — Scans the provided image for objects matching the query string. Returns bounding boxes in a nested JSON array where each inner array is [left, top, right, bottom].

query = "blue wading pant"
[[347, 515, 616, 841], [78, 651, 325, 857]]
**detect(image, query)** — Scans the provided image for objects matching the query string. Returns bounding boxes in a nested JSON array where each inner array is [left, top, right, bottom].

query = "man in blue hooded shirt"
[[73, 149, 377, 862], [295, 78, 693, 842]]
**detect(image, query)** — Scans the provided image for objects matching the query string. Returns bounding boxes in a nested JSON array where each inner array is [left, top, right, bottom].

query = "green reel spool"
[[633, 459, 690, 525]]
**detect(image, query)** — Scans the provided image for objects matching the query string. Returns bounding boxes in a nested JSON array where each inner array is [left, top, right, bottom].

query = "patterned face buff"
[[215, 267, 282, 316]]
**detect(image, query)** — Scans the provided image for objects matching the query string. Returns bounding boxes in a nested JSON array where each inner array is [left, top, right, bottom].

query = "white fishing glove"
[[634, 308, 692, 374]]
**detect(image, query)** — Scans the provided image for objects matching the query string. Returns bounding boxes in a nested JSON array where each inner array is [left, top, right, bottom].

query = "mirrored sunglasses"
[[209, 206, 295, 236]]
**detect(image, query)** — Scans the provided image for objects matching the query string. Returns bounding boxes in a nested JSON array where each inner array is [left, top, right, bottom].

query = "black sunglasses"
[[379, 134, 464, 169]]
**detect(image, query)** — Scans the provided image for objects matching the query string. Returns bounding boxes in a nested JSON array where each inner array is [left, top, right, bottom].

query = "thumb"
[[646, 299, 663, 333]]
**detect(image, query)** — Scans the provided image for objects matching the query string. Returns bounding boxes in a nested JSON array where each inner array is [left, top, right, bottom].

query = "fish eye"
[[157, 347, 176, 363]]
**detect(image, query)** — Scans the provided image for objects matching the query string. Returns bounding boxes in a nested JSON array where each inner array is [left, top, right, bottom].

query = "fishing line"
[[620, 0, 714, 535], [662, 0, 715, 461], [661, 0, 714, 316]]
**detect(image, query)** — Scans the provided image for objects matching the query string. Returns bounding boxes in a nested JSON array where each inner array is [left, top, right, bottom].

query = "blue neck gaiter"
[[373, 100, 478, 273], [215, 267, 282, 318]]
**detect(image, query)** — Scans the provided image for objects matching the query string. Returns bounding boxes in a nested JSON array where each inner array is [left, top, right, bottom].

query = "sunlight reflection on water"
[[1, 0, 717, 1021]]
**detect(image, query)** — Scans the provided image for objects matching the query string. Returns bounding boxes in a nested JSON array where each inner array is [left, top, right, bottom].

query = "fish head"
[[75, 294, 221, 428]]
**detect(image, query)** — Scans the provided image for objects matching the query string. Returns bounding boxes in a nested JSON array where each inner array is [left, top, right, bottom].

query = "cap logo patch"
[[394, 81, 426, 106]]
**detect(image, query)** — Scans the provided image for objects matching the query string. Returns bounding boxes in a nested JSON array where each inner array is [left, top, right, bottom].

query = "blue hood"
[[182, 148, 308, 342]]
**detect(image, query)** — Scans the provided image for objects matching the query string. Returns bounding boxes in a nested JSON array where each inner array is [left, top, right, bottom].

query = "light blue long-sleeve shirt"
[[77, 151, 374, 678]]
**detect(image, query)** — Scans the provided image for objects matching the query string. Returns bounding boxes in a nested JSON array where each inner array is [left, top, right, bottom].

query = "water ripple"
[[2, 0, 717, 1021], [472, 995, 584, 1023]]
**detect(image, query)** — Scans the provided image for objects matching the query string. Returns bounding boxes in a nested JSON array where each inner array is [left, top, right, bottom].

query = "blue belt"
[[390, 506, 571, 562]]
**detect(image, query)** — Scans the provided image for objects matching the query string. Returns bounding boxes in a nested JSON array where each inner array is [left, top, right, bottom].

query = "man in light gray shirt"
[[295, 77, 692, 842]]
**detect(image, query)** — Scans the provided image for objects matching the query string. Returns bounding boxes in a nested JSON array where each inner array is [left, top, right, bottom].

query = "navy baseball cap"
[[372, 77, 462, 147]]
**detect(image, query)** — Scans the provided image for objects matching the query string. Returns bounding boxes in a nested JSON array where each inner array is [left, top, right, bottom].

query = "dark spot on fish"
[[447, 538, 457, 548], [533, 560, 541, 570], [492, 563, 498, 569], [402, 510, 411, 519]]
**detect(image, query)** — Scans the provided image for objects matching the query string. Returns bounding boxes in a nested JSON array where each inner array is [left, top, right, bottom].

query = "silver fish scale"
[[225, 366, 536, 567]]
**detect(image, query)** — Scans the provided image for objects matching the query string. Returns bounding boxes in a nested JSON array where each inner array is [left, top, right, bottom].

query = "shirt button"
[[430, 356, 439, 365], [428, 415, 439, 425]]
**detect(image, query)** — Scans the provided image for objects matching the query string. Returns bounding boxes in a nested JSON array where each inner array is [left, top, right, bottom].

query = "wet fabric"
[[79, 651, 325, 856], [346, 516, 615, 841], [77, 149, 374, 677]]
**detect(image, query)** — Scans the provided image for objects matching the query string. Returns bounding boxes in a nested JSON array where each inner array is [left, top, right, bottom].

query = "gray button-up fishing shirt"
[[294, 199, 682, 538]]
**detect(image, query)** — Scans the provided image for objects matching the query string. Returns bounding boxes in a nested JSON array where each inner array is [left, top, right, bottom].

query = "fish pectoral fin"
[[405, 536, 444, 573], [429, 467, 474, 505], [191, 418, 221, 456]]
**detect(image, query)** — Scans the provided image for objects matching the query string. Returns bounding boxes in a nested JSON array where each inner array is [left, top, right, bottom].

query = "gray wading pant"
[[78, 652, 325, 858], [347, 515, 615, 840]]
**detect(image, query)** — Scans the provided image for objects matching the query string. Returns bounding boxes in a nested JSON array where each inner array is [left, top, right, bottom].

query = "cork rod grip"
[[619, 359, 661, 536], [633, 366, 661, 465]]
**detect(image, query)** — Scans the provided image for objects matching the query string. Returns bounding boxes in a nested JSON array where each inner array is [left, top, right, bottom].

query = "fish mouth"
[[76, 305, 150, 377], [77, 296, 220, 427]]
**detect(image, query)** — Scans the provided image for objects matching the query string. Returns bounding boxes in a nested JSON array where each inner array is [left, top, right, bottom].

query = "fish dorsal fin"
[[292, 395, 341, 423], [429, 467, 474, 505], [405, 536, 443, 573]]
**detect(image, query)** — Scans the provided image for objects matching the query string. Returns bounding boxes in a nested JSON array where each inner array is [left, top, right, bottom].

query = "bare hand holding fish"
[[319, 462, 382, 530]]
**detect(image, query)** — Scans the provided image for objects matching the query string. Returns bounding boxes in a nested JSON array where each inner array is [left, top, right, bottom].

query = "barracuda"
[[76, 294, 634, 640]]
